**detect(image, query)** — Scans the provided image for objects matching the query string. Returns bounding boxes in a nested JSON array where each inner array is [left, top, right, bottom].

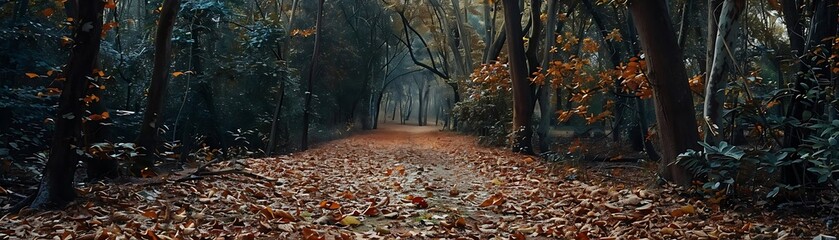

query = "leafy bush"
[[452, 92, 512, 146], [797, 120, 839, 189], [678, 141, 790, 197]]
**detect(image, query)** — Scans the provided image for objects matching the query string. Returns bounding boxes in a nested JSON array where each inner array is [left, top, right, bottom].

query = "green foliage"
[[452, 93, 512, 146], [678, 140, 793, 195], [798, 120, 839, 186], [678, 141, 747, 190]]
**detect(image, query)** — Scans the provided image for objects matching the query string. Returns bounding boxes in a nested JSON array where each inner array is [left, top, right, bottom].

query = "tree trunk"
[[705, 0, 724, 84], [702, 0, 743, 144], [451, 0, 473, 73], [629, 0, 700, 185], [502, 0, 535, 154], [30, 0, 105, 209], [301, 0, 325, 150], [484, 25, 507, 63], [136, 0, 181, 169], [266, 81, 285, 155], [781, 0, 804, 56], [537, 0, 559, 152]]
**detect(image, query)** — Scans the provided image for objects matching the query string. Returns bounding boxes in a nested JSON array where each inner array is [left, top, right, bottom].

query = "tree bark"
[[136, 0, 181, 169], [301, 0, 325, 150], [502, 0, 535, 154], [537, 0, 558, 152], [781, 0, 804, 56], [30, 0, 105, 209], [629, 0, 700, 185], [450, 0, 474, 73], [702, 0, 743, 144]]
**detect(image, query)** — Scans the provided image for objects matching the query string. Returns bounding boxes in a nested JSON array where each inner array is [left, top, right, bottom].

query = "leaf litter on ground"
[[0, 124, 831, 239]]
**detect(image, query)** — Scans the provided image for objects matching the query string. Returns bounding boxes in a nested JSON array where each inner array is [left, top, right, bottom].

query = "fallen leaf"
[[339, 215, 361, 226], [671, 204, 696, 217]]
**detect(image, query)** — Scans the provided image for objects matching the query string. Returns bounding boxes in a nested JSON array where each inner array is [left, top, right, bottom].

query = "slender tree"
[[629, 0, 700, 185], [301, 0, 326, 150], [135, 0, 182, 171], [537, 0, 559, 152], [703, 0, 744, 144]]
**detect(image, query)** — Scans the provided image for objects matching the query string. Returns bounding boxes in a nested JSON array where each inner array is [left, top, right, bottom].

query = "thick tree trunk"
[[629, 0, 700, 185], [702, 0, 743, 144], [502, 0, 535, 154], [30, 0, 105, 209], [136, 0, 181, 168], [301, 0, 325, 150]]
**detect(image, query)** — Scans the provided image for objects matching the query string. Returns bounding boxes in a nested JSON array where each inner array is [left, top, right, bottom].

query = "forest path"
[[0, 124, 822, 239]]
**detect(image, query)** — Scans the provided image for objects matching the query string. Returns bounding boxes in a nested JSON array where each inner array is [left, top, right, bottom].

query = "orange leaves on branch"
[[105, 0, 117, 9], [606, 28, 623, 42], [530, 70, 546, 85], [557, 110, 573, 123], [478, 192, 505, 207], [291, 28, 317, 37], [619, 56, 653, 99], [689, 74, 705, 94], [83, 94, 100, 105], [102, 22, 119, 37], [581, 38, 599, 53]]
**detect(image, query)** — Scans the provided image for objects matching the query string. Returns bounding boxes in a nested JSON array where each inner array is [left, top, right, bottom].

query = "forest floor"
[[0, 123, 833, 239]]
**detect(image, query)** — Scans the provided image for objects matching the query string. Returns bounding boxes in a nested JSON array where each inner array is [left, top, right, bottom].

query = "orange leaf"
[[42, 8, 55, 17], [318, 200, 341, 210], [141, 209, 158, 219], [411, 196, 428, 209], [478, 193, 505, 207], [302, 228, 324, 240], [25, 73, 39, 79], [576, 231, 590, 240], [105, 0, 117, 9]]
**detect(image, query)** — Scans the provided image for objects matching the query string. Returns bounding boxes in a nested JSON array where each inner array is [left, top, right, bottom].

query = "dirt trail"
[[0, 124, 826, 239]]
